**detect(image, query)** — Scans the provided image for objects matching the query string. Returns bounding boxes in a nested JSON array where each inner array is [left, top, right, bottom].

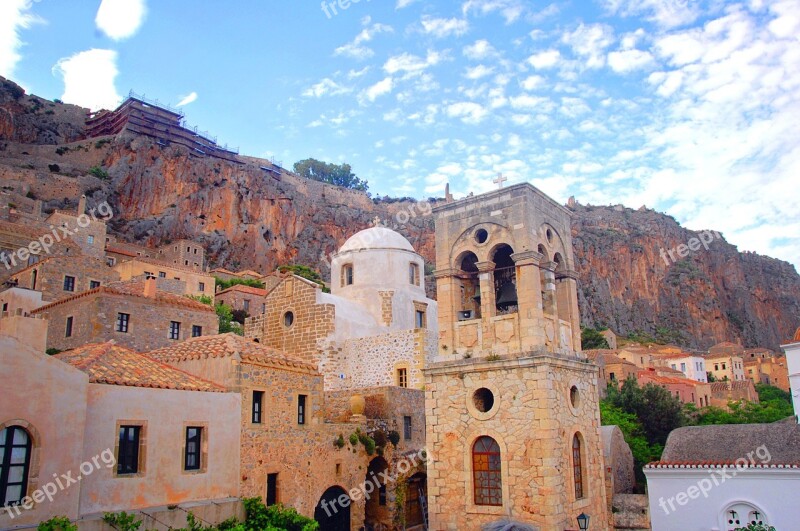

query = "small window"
[[573, 434, 584, 499], [415, 310, 426, 329], [63, 275, 75, 292], [159, 271, 166, 278], [397, 368, 408, 388], [409, 262, 420, 285], [0, 426, 32, 506], [169, 321, 181, 340], [298, 395, 307, 425], [343, 264, 354, 286], [252, 391, 264, 424], [266, 473, 278, 506], [184, 260, 189, 266], [472, 436, 501, 506], [243, 299, 250, 312], [193, 248, 198, 255], [187, 246, 191, 253], [87, 235, 94, 244], [404, 415, 412, 440], [609, 372, 616, 381], [184, 427, 202, 471], [192, 325, 202, 338], [116, 313, 130, 333], [722, 363, 727, 370], [117, 426, 141, 475], [198, 282, 205, 292], [65, 316, 74, 337], [283, 311, 294, 328], [89, 280, 101, 289]]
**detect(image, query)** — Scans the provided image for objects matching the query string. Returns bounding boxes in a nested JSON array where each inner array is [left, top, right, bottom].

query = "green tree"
[[600, 399, 663, 488], [277, 265, 329, 292], [581, 327, 610, 349], [214, 277, 265, 292], [607, 377, 685, 447], [293, 158, 368, 192], [216, 302, 242, 335]]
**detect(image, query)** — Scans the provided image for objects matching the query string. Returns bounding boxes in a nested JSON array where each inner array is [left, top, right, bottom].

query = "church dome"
[[339, 227, 415, 253]]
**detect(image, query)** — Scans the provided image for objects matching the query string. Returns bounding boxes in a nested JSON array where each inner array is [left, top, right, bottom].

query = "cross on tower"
[[493, 172, 508, 189]]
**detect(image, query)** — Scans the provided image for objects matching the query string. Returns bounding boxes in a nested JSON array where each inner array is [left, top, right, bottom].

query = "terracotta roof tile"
[[31, 279, 215, 314], [216, 284, 268, 297], [148, 333, 317, 372], [55, 343, 226, 392], [105, 245, 138, 257]]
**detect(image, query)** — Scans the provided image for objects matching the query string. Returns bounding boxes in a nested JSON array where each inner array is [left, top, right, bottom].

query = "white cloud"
[[420, 16, 469, 38], [361, 77, 394, 103], [520, 75, 545, 90], [0, 0, 42, 79], [464, 39, 497, 60], [302, 78, 351, 98], [464, 64, 494, 79], [562, 23, 615, 68], [608, 49, 654, 73], [53, 49, 120, 111], [462, 0, 526, 24], [95, 0, 147, 41], [176, 92, 197, 107], [334, 21, 393, 60], [396, 0, 419, 8], [602, 0, 700, 28], [527, 49, 561, 69], [384, 51, 443, 74], [446, 102, 488, 124]]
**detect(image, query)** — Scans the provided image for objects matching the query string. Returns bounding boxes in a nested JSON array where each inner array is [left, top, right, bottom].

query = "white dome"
[[339, 227, 414, 253]]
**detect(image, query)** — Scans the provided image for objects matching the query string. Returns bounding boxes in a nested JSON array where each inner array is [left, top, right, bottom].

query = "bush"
[[48, 164, 60, 173], [102, 511, 142, 531], [334, 434, 345, 448], [37, 517, 77, 531], [388, 430, 401, 446], [215, 277, 265, 291], [88, 166, 109, 179], [242, 498, 319, 531], [581, 326, 610, 349]]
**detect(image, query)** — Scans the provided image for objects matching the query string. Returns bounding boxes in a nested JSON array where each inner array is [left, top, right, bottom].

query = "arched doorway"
[[364, 457, 389, 529], [405, 472, 428, 529], [314, 486, 350, 531]]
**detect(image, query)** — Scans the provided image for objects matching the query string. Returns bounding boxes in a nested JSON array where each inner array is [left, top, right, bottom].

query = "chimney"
[[78, 195, 86, 215], [143, 277, 157, 298], [34, 200, 43, 218]]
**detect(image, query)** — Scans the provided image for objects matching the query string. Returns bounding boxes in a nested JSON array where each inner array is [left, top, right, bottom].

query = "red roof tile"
[[216, 284, 268, 297], [148, 333, 317, 372], [55, 343, 226, 392]]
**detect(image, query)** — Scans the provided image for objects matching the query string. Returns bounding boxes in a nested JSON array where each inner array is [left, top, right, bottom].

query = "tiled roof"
[[640, 372, 701, 387], [659, 352, 702, 359], [710, 380, 753, 392], [55, 342, 226, 392], [31, 279, 215, 314], [105, 245, 138, 257], [216, 284, 268, 297], [147, 333, 317, 372], [236, 269, 264, 277], [210, 268, 236, 275]]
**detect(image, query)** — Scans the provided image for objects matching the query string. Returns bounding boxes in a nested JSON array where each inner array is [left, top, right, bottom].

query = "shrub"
[[37, 517, 77, 531], [88, 166, 109, 180], [242, 498, 319, 531], [334, 434, 345, 448], [55, 146, 69, 156], [48, 164, 60, 173], [102, 511, 142, 531], [387, 430, 401, 446]]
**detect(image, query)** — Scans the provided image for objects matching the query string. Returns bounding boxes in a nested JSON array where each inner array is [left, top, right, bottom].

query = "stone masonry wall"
[[12, 255, 120, 302]]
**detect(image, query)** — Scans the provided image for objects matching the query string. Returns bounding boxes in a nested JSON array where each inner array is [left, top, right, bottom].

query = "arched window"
[[342, 264, 354, 286], [1, 426, 32, 506], [572, 434, 584, 499], [472, 436, 502, 506]]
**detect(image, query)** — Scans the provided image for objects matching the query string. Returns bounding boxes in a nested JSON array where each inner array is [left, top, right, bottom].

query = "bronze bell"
[[496, 282, 518, 310]]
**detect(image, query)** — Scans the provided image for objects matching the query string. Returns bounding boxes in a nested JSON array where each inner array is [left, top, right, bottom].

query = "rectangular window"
[[198, 282, 205, 292], [404, 415, 412, 440], [298, 395, 307, 425], [184, 427, 202, 471], [65, 316, 73, 337], [680, 362, 686, 372], [63, 275, 75, 292], [158, 271, 166, 278], [116, 313, 130, 333], [87, 235, 94, 244], [169, 321, 181, 340], [117, 426, 141, 475], [609, 372, 616, 381], [409, 263, 419, 285], [144, 271, 154, 279], [415, 310, 426, 329], [266, 473, 278, 506], [89, 280, 101, 289], [192, 325, 202, 338], [397, 368, 408, 388], [252, 391, 263, 424], [243, 299, 250, 312]]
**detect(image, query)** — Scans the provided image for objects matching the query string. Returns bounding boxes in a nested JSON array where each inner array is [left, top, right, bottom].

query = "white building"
[[645, 422, 800, 531], [663, 353, 708, 382], [781, 327, 800, 421]]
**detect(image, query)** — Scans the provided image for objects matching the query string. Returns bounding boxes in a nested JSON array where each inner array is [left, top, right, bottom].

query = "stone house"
[[0, 336, 241, 529], [113, 257, 215, 298], [105, 238, 206, 271], [659, 352, 708, 382], [638, 368, 712, 407], [215, 284, 268, 315], [44, 197, 109, 261], [707, 341, 748, 382], [425, 184, 608, 531], [210, 268, 264, 282], [147, 333, 427, 530], [645, 422, 800, 531], [584, 349, 641, 393], [31, 278, 218, 352], [7, 255, 121, 303], [744, 353, 789, 392], [245, 227, 438, 392], [709, 379, 759, 408]]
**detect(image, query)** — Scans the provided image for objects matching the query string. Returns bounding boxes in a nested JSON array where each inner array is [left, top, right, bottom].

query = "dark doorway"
[[314, 486, 350, 531], [266, 473, 278, 506], [405, 472, 428, 528], [365, 457, 389, 529]]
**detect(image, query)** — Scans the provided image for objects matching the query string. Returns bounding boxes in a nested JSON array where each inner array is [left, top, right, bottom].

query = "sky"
[[1, 0, 799, 269]]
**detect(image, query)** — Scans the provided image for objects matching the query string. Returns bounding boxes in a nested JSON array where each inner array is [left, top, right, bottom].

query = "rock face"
[[0, 79, 798, 351]]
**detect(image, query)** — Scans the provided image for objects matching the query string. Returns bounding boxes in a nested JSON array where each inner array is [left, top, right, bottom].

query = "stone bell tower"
[[424, 183, 608, 531]]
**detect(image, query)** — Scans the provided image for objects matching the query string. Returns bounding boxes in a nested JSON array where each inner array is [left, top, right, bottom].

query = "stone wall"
[[46, 210, 108, 260], [114, 260, 214, 298], [11, 255, 120, 302], [424, 355, 608, 531], [36, 292, 218, 352]]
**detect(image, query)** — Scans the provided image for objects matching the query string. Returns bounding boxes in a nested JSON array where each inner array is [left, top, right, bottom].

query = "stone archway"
[[314, 485, 350, 531]]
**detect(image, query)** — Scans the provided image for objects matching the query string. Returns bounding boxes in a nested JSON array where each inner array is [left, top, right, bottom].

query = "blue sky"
[[1, 0, 799, 269]]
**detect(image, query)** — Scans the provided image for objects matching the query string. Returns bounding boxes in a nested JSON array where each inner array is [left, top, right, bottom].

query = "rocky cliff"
[[1, 77, 798, 350]]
